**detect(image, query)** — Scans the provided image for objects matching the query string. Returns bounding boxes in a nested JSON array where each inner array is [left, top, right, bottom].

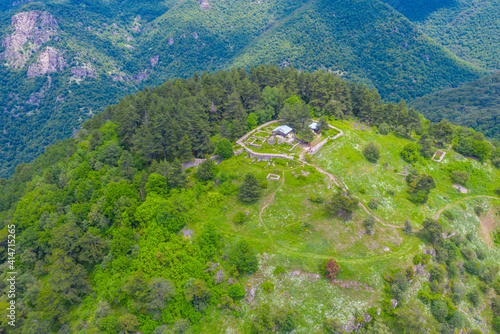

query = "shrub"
[[233, 211, 247, 224], [401, 143, 420, 163], [474, 206, 484, 216], [413, 254, 422, 265], [215, 139, 234, 159], [461, 248, 476, 261], [368, 198, 379, 209], [403, 220, 413, 235], [229, 240, 259, 275], [431, 300, 448, 322], [442, 210, 455, 221], [327, 191, 359, 215], [387, 189, 395, 196], [309, 194, 325, 203], [363, 141, 380, 163], [450, 170, 469, 185], [324, 258, 340, 279], [364, 216, 375, 235], [228, 283, 246, 300], [262, 280, 274, 294], [273, 266, 287, 276], [430, 265, 446, 283], [467, 289, 480, 307], [324, 317, 342, 333]]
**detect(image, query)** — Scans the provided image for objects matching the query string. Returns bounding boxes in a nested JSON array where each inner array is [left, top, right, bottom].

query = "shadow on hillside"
[[385, 0, 457, 21]]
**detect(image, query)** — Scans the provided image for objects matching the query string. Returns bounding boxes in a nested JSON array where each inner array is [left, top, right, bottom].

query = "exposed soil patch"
[[479, 208, 499, 248]]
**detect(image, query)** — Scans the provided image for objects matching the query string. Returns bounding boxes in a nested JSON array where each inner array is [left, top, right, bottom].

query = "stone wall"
[[309, 126, 344, 155], [237, 120, 294, 161]]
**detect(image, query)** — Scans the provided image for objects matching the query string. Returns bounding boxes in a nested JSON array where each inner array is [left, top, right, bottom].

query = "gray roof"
[[309, 122, 319, 130], [272, 125, 293, 135]]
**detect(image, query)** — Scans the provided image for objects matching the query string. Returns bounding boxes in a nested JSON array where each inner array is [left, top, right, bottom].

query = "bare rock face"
[[150, 55, 159, 68], [27, 47, 66, 77], [71, 64, 97, 78], [198, 0, 210, 10], [1, 11, 58, 69]]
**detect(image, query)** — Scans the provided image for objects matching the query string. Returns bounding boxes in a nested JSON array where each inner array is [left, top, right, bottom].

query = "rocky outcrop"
[[71, 65, 97, 78], [150, 55, 159, 68], [197, 0, 210, 10], [1, 11, 58, 69], [27, 47, 66, 77]]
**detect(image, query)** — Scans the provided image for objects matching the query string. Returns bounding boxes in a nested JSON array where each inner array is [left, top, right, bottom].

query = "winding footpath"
[[251, 124, 500, 264]]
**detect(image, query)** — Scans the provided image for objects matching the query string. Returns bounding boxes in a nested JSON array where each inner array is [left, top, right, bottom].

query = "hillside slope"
[[411, 71, 500, 140], [0, 0, 487, 177], [1, 67, 500, 333], [386, 0, 500, 70]]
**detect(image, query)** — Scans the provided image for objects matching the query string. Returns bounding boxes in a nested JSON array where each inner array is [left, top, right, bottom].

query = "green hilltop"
[[1, 67, 500, 333], [0, 0, 490, 177]]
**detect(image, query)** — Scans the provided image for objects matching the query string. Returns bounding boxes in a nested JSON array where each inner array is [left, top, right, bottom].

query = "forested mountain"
[[411, 71, 500, 141], [386, 0, 500, 70], [0, 0, 488, 177], [1, 67, 500, 333]]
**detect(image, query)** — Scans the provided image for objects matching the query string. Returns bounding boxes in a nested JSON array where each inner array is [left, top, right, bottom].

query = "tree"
[[363, 142, 380, 163], [418, 133, 434, 158], [431, 300, 448, 322], [146, 173, 168, 196], [318, 115, 330, 132], [148, 278, 175, 318], [118, 313, 140, 333], [406, 171, 436, 204], [324, 258, 340, 279], [215, 139, 234, 159], [364, 216, 375, 235], [177, 135, 194, 162], [420, 218, 442, 245], [403, 219, 413, 235], [184, 278, 211, 312], [196, 158, 215, 181], [247, 113, 258, 130], [327, 191, 359, 215], [229, 240, 259, 275], [401, 143, 420, 163], [239, 173, 261, 202], [378, 123, 390, 135], [228, 283, 246, 299]]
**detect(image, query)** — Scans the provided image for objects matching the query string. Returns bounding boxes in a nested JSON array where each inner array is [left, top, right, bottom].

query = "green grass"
[[313, 120, 500, 228], [194, 121, 500, 332]]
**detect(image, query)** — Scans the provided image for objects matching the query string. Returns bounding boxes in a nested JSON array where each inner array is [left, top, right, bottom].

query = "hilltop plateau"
[[1, 67, 500, 333]]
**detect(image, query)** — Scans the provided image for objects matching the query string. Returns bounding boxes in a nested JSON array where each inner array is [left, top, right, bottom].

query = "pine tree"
[[239, 173, 261, 202], [168, 159, 187, 189], [176, 135, 194, 162]]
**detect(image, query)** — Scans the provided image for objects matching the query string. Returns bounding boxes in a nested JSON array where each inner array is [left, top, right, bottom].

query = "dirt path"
[[242, 124, 500, 265], [432, 195, 500, 220]]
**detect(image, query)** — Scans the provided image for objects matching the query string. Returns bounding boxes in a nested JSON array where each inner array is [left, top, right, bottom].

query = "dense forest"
[[411, 71, 500, 141], [392, 0, 500, 71], [1, 66, 500, 333], [0, 0, 488, 177]]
